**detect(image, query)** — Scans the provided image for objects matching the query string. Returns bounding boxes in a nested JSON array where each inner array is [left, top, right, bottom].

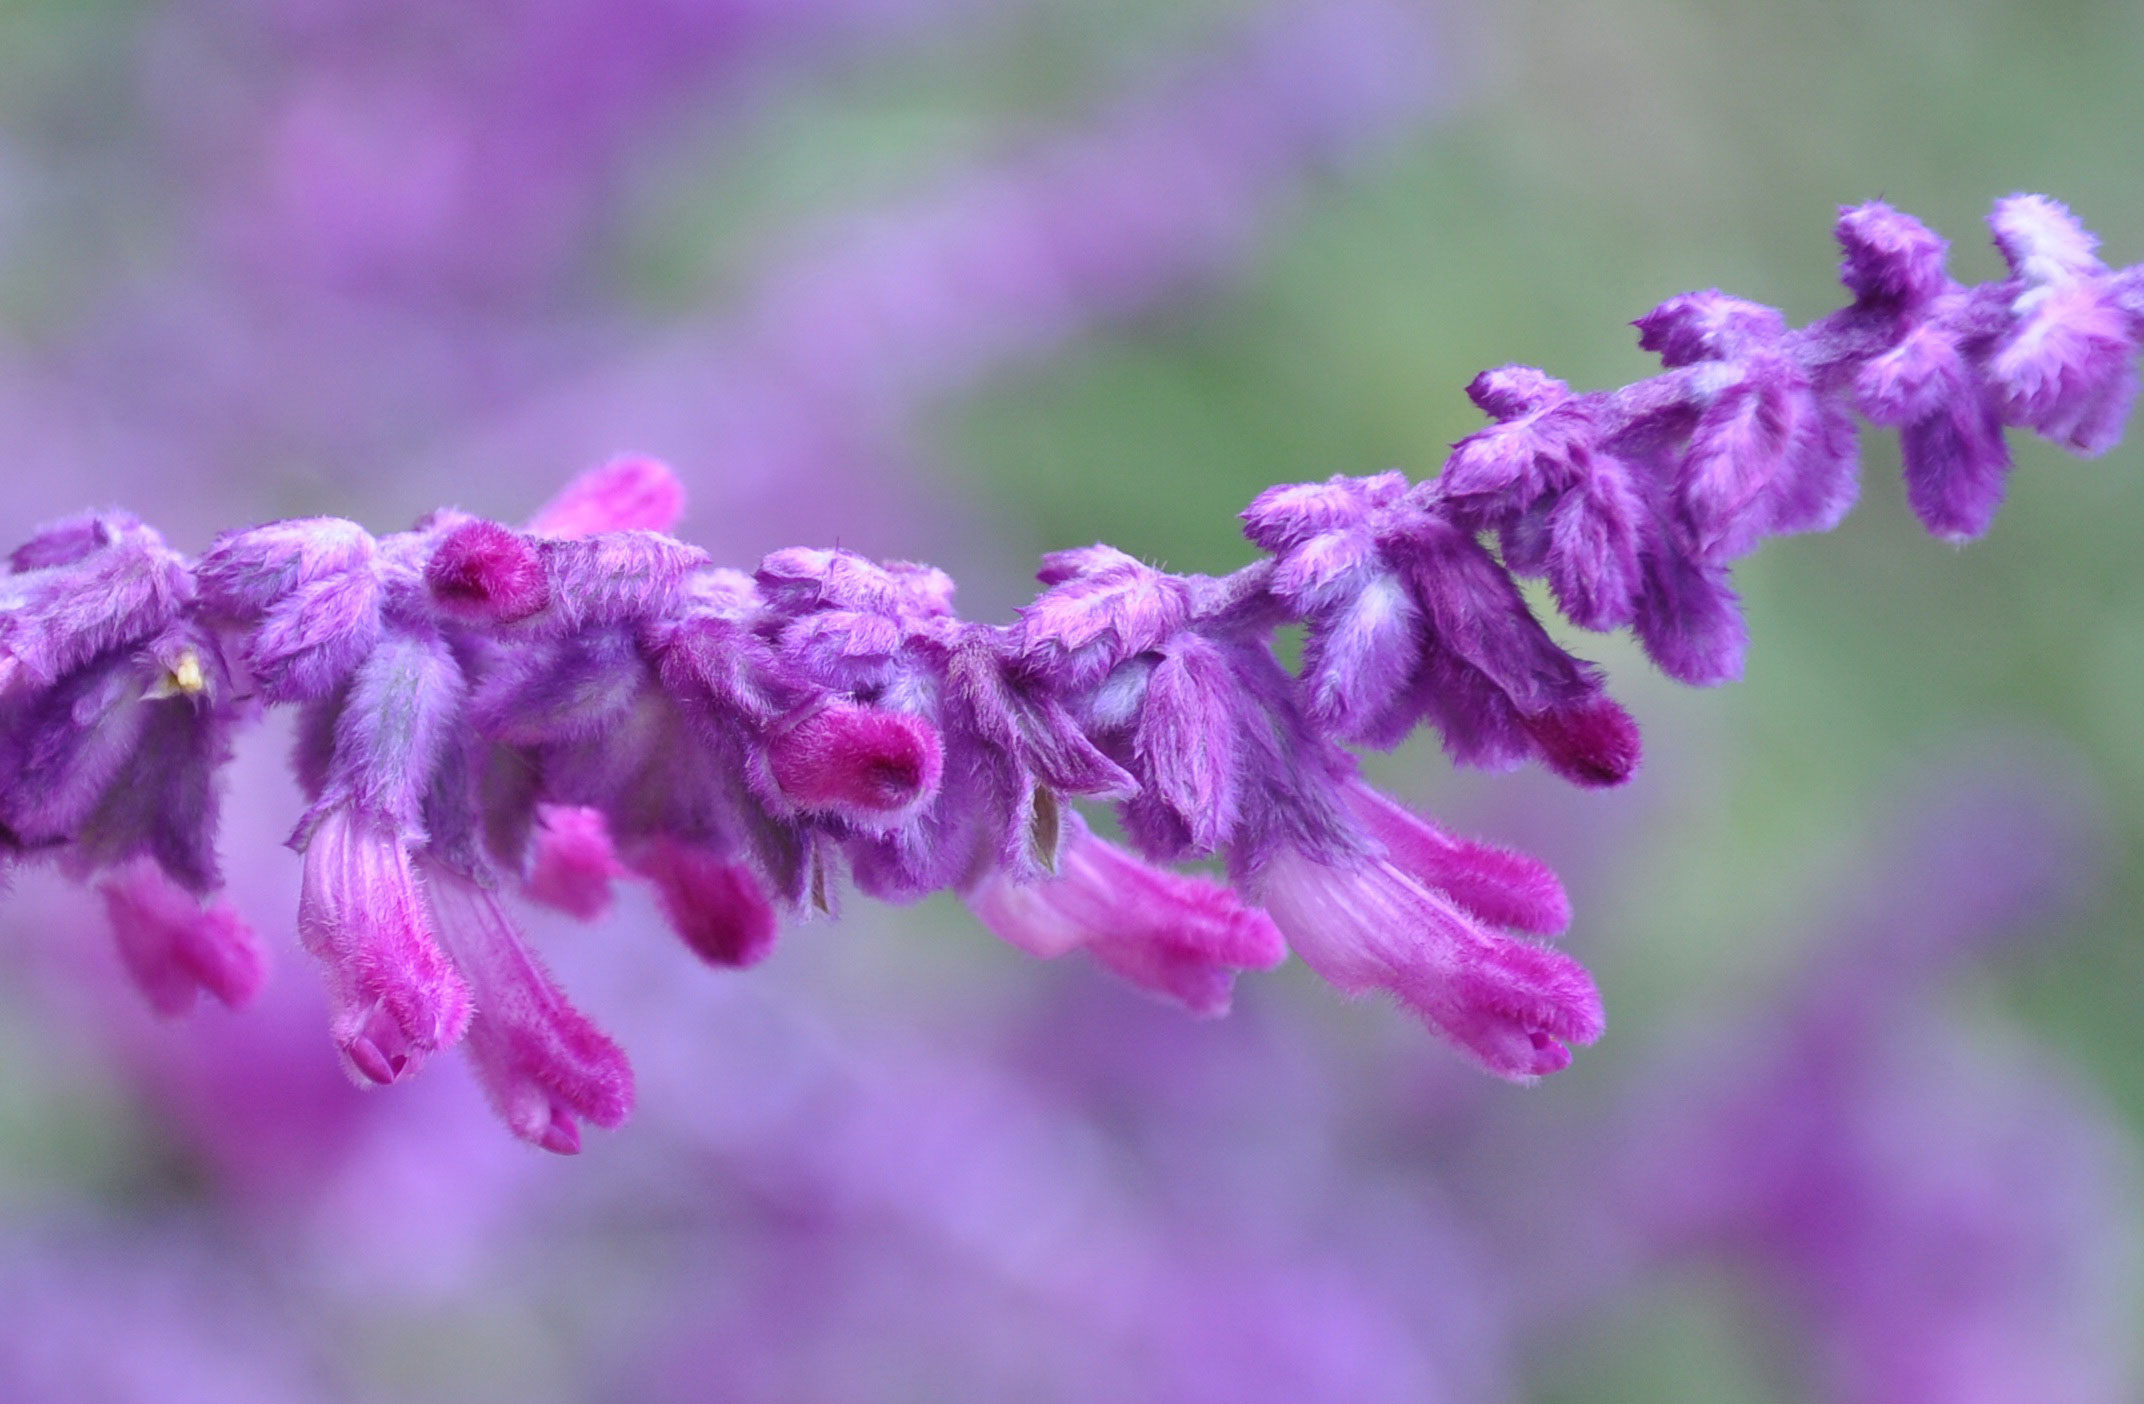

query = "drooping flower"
[[96, 858, 266, 1018], [967, 810, 1285, 1017], [1256, 788, 1601, 1080], [421, 861, 633, 1155], [296, 808, 471, 1087]]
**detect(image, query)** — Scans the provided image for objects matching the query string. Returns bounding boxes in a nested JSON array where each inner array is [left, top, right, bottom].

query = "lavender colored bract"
[[2, 195, 2137, 1151]]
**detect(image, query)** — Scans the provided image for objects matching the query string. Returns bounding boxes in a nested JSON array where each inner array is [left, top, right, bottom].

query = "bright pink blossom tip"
[[769, 704, 944, 822], [96, 858, 267, 1016], [628, 839, 779, 968], [425, 520, 551, 623], [297, 810, 472, 1085], [526, 455, 687, 539], [523, 804, 627, 921]]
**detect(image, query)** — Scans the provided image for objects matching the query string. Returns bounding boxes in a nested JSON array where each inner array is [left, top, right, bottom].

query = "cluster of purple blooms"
[[2, 193, 2138, 1154]]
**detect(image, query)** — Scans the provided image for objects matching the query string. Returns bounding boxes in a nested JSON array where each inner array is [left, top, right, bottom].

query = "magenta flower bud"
[[96, 857, 266, 1016], [967, 812, 1284, 1017], [1257, 843, 1604, 1080], [627, 837, 779, 969], [297, 809, 471, 1085], [1523, 694, 1643, 789], [527, 454, 686, 540], [1835, 200, 1950, 305], [426, 520, 551, 624], [522, 804, 627, 921], [423, 865, 634, 1155], [768, 703, 944, 823]]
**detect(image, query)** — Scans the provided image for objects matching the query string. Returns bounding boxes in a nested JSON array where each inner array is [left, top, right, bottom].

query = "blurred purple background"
[[0, 1, 2137, 1400]]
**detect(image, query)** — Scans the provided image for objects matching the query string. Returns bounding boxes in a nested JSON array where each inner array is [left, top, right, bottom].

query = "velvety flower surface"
[[1, 193, 2136, 1148]]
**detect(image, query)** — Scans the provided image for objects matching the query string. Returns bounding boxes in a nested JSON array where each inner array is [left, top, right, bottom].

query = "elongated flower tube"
[[96, 858, 266, 1018], [967, 811, 1286, 1017], [1256, 837, 1600, 1080], [1, 192, 2137, 1145], [296, 809, 471, 1087], [421, 862, 633, 1155]]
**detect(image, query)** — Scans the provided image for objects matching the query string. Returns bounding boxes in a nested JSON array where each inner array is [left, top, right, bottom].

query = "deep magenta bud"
[[1525, 695, 1643, 789], [769, 704, 944, 822], [426, 520, 551, 623]]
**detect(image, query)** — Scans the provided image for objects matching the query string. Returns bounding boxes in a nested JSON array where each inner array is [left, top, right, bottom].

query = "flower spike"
[[1, 194, 2136, 1144]]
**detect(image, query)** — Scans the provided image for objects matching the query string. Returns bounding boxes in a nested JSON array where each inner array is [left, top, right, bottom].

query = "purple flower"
[[1434, 194, 2143, 674], [296, 808, 472, 1086], [1244, 472, 1643, 783], [627, 836, 780, 969], [1257, 783, 1601, 1080], [521, 803, 628, 920], [1985, 195, 2138, 452], [96, 857, 265, 1017], [967, 810, 1285, 1017]]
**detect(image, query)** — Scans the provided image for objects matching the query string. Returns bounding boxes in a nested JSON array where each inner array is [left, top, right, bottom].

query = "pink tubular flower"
[[626, 837, 779, 969], [421, 864, 634, 1154], [296, 809, 472, 1086], [967, 812, 1285, 1017], [527, 454, 687, 539], [523, 804, 629, 921], [95, 856, 266, 1016], [1257, 788, 1601, 1079], [1342, 781, 1570, 935]]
